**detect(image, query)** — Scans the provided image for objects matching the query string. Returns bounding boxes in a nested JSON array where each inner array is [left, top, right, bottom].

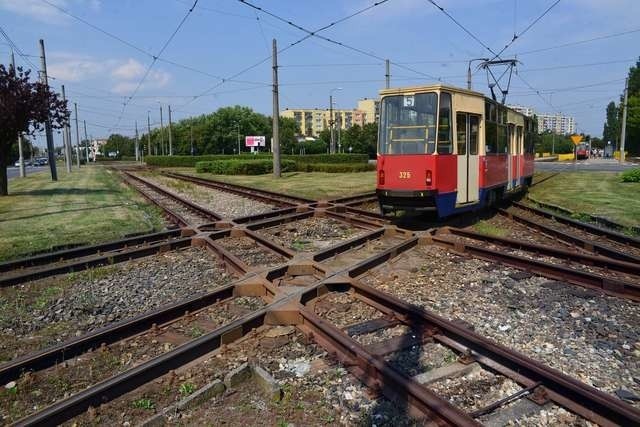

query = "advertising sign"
[[245, 136, 266, 147]]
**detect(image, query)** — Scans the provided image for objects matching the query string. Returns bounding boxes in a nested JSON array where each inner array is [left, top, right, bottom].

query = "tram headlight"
[[378, 169, 385, 185]]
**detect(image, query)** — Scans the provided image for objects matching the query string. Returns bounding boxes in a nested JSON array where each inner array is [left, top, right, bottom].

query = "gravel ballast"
[[0, 247, 231, 361], [358, 243, 640, 406]]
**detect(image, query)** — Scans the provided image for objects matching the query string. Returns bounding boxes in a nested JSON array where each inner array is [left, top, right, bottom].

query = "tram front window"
[[379, 93, 437, 155]]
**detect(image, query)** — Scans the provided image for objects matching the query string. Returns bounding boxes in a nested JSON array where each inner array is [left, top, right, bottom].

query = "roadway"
[[6, 166, 48, 180], [535, 158, 639, 172]]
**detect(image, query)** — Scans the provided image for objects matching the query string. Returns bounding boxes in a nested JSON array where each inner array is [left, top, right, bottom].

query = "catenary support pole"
[[272, 39, 281, 178], [39, 39, 57, 181], [147, 112, 152, 157], [11, 50, 26, 178], [385, 59, 390, 89], [60, 85, 72, 173], [329, 94, 334, 154], [135, 121, 140, 162], [159, 106, 165, 156], [190, 124, 194, 155], [168, 105, 173, 156], [74, 102, 81, 168], [620, 77, 628, 163]]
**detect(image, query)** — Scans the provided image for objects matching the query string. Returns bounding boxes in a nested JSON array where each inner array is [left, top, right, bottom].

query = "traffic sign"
[[570, 134, 583, 145]]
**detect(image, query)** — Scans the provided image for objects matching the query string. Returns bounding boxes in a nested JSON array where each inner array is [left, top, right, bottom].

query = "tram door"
[[516, 126, 523, 187], [507, 124, 515, 191], [456, 113, 480, 204]]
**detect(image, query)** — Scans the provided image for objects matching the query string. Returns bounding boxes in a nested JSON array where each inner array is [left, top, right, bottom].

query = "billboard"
[[245, 136, 266, 147]]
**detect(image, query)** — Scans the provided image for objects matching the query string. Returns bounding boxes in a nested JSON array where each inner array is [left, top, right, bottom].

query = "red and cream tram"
[[376, 84, 535, 217]]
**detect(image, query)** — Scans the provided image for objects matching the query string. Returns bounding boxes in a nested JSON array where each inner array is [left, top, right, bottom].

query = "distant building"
[[536, 113, 576, 135], [507, 104, 576, 134], [281, 97, 379, 137], [506, 104, 535, 117]]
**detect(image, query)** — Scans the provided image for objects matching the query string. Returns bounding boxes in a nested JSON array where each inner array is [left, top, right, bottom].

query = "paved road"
[[6, 166, 48, 180], [535, 158, 639, 172]]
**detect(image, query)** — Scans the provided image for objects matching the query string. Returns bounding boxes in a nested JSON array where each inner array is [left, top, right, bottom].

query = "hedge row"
[[195, 159, 297, 175], [296, 163, 375, 173], [146, 153, 368, 167]]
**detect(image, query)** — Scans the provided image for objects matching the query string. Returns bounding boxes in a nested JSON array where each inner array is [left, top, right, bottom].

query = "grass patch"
[[0, 166, 165, 261], [167, 168, 376, 200], [472, 221, 508, 237], [528, 171, 640, 228]]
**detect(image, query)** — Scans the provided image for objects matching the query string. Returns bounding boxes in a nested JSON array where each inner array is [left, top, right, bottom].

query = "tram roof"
[[379, 83, 484, 98]]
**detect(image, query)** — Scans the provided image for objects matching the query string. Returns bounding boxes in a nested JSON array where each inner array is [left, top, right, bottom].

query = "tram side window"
[[497, 124, 508, 154], [469, 115, 479, 155], [437, 92, 452, 154], [485, 122, 497, 155], [456, 113, 466, 155]]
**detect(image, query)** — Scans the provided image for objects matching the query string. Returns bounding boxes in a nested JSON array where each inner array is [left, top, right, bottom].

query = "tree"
[[0, 64, 69, 195], [103, 134, 135, 158], [602, 101, 619, 146]]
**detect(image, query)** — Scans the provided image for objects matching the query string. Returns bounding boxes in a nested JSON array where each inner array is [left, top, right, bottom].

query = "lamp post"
[[329, 87, 343, 154], [235, 122, 241, 155], [467, 58, 489, 90]]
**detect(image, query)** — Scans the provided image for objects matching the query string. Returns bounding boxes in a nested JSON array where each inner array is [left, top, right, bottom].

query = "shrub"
[[284, 153, 368, 164], [296, 162, 375, 173], [196, 159, 297, 175], [621, 168, 640, 183]]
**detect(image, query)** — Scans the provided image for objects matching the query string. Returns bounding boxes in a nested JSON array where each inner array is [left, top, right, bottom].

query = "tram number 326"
[[399, 171, 412, 179]]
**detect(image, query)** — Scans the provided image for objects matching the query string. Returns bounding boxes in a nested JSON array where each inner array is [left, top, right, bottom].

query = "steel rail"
[[431, 234, 640, 301], [124, 172, 222, 222], [322, 280, 640, 426], [162, 171, 300, 207], [162, 171, 314, 204], [444, 227, 640, 276], [121, 173, 192, 227], [529, 172, 558, 187], [499, 208, 640, 264], [0, 237, 192, 287], [0, 283, 239, 385], [511, 202, 640, 249], [328, 192, 377, 205], [0, 229, 181, 274]]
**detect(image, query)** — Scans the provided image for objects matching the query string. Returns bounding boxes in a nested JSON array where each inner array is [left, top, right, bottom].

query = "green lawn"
[[0, 166, 165, 261], [168, 168, 376, 200], [528, 171, 640, 228]]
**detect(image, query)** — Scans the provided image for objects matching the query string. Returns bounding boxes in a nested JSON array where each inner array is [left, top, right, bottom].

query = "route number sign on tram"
[[245, 136, 266, 147], [570, 134, 583, 145]]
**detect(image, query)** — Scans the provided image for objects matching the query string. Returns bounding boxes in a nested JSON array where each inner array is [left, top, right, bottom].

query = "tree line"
[[103, 106, 379, 159], [602, 57, 640, 155]]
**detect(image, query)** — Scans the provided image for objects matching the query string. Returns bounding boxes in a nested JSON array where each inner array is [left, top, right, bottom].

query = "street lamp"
[[467, 58, 489, 90], [329, 87, 343, 154]]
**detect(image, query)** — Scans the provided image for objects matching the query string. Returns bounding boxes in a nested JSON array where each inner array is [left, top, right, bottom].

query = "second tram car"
[[576, 142, 589, 160], [376, 84, 535, 217]]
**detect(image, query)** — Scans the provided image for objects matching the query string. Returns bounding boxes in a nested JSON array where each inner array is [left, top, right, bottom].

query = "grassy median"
[[528, 171, 640, 228], [0, 166, 165, 261], [170, 168, 376, 200]]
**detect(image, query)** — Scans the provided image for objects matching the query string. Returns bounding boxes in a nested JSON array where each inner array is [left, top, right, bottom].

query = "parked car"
[[35, 158, 48, 166]]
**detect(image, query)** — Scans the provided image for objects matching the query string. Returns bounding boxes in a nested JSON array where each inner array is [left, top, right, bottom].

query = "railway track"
[[2, 169, 639, 426]]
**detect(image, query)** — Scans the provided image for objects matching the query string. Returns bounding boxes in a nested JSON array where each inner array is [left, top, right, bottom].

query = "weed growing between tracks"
[[0, 166, 165, 261]]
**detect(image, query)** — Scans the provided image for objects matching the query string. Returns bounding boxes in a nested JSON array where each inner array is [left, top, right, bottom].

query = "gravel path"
[[140, 174, 276, 219], [358, 244, 640, 406], [0, 247, 231, 361]]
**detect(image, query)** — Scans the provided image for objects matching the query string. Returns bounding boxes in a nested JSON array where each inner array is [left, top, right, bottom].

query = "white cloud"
[[48, 53, 106, 81], [111, 58, 145, 80], [0, 0, 101, 24]]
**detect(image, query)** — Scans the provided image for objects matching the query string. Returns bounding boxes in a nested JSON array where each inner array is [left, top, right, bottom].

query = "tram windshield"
[[378, 92, 437, 155]]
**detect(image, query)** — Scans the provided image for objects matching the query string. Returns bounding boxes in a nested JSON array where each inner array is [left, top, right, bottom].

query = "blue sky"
[[1, 0, 639, 148]]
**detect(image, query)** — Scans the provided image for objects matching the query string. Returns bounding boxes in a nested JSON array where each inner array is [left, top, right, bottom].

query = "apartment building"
[[507, 104, 576, 134]]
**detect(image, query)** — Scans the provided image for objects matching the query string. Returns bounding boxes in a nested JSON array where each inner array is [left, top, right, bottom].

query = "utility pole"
[[135, 121, 140, 162], [236, 122, 241, 155], [39, 39, 57, 181], [60, 85, 72, 172], [147, 112, 152, 157], [272, 38, 281, 177], [168, 105, 173, 156], [385, 59, 390, 89], [73, 102, 81, 168], [83, 120, 90, 162], [159, 105, 165, 156], [620, 77, 629, 163], [329, 94, 334, 154], [11, 50, 26, 178]]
